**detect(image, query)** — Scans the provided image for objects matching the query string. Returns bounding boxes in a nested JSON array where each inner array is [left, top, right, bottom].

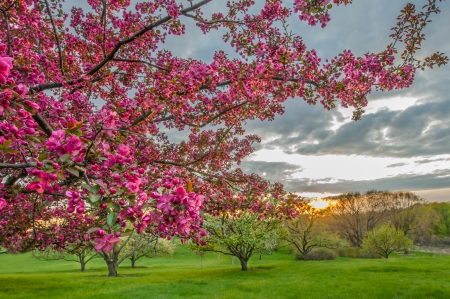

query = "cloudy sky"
[[164, 0, 450, 201], [69, 0, 450, 201], [239, 0, 450, 201]]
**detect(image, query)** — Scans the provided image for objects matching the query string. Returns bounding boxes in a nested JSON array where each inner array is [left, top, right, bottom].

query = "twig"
[[44, 0, 64, 75]]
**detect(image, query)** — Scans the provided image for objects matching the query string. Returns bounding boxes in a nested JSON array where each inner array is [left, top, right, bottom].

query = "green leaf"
[[107, 213, 118, 226], [89, 193, 101, 203], [86, 227, 100, 234], [2, 139, 12, 148], [157, 187, 165, 194], [3, 148, 18, 154], [66, 167, 79, 177], [23, 102, 36, 114], [59, 154, 71, 162], [81, 183, 92, 192], [91, 185, 101, 194]]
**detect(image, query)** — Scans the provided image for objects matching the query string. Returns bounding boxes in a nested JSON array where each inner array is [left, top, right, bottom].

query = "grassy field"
[[1, 245, 450, 299]]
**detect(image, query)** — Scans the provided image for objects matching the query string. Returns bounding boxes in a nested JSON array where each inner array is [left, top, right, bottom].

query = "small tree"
[[362, 225, 412, 259], [202, 211, 283, 271], [123, 235, 174, 268], [32, 245, 99, 272], [285, 203, 343, 260]]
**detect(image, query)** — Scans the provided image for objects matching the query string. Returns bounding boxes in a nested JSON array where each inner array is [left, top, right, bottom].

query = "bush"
[[337, 247, 359, 258], [362, 224, 412, 258], [295, 248, 337, 261]]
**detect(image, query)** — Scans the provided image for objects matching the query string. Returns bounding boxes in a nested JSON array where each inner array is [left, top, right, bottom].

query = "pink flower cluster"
[[94, 229, 120, 252], [46, 130, 84, 157], [0, 56, 13, 84], [65, 191, 85, 214], [25, 169, 58, 194]]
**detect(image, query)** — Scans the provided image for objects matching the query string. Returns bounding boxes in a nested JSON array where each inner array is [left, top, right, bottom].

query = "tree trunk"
[[239, 258, 248, 271], [303, 251, 309, 261], [131, 258, 135, 268], [79, 253, 86, 272], [106, 260, 118, 276]]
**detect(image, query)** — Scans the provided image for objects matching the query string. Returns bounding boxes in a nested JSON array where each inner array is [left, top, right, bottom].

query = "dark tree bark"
[[239, 258, 248, 271], [106, 258, 118, 277]]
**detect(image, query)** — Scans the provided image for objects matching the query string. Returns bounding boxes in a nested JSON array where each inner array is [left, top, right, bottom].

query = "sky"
[[67, 0, 450, 202], [247, 0, 450, 202]]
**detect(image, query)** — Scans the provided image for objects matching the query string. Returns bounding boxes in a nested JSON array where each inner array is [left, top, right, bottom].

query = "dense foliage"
[[0, 0, 447, 275]]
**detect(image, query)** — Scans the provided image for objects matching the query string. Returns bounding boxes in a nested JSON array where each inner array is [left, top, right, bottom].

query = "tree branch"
[[0, 8, 11, 55], [44, 0, 64, 75], [31, 0, 212, 93], [0, 162, 37, 169], [32, 113, 53, 137], [112, 58, 170, 72]]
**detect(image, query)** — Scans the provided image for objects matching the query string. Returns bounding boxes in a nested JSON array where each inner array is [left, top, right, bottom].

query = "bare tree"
[[327, 191, 390, 247], [285, 204, 322, 260], [386, 191, 424, 236]]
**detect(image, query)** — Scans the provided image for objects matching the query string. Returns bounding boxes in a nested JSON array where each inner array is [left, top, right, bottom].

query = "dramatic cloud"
[[238, 161, 304, 185], [282, 168, 450, 194]]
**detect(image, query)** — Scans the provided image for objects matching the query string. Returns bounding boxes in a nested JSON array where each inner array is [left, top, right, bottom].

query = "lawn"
[[1, 245, 450, 299]]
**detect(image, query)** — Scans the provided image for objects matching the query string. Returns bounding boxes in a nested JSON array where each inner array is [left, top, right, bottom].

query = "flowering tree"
[[0, 0, 447, 274], [200, 194, 300, 271]]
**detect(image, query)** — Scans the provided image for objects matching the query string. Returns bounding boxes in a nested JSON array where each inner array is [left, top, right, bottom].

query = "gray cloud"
[[415, 158, 450, 165], [282, 168, 450, 195], [238, 161, 303, 185], [386, 163, 409, 168]]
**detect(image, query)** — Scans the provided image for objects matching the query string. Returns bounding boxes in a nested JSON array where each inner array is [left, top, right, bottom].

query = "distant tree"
[[327, 191, 390, 247], [386, 191, 424, 236], [285, 203, 321, 260], [202, 211, 283, 271], [122, 234, 174, 268], [285, 203, 344, 260], [430, 203, 450, 237], [362, 224, 412, 259], [257, 228, 285, 260], [189, 242, 215, 269], [32, 244, 99, 272]]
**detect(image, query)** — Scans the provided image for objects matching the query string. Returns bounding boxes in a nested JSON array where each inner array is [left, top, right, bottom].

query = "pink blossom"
[[126, 182, 139, 193], [46, 130, 66, 155], [13, 84, 29, 97], [0, 56, 13, 84], [94, 234, 120, 252], [117, 144, 131, 156], [157, 194, 173, 214], [64, 135, 83, 155], [0, 198, 6, 210]]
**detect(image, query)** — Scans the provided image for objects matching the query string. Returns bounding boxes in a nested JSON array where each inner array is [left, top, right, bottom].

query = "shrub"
[[362, 224, 412, 258], [295, 248, 337, 261], [337, 247, 359, 258]]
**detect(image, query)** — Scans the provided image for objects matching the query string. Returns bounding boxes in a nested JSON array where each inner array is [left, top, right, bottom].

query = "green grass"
[[1, 246, 450, 299]]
